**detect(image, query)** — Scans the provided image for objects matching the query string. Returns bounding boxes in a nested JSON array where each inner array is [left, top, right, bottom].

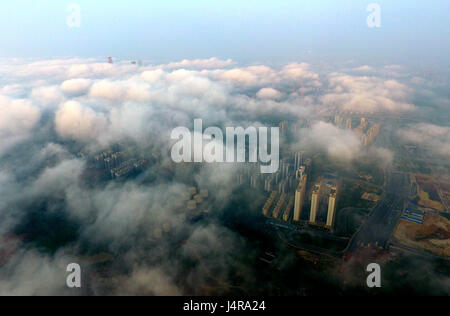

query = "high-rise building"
[[251, 175, 261, 189], [279, 121, 288, 135], [346, 118, 352, 130], [304, 159, 312, 177], [264, 177, 273, 191], [334, 115, 343, 127], [355, 117, 368, 133], [278, 179, 288, 193], [293, 174, 307, 221], [362, 123, 381, 146], [326, 192, 337, 228], [296, 165, 306, 179], [283, 196, 295, 222], [294, 152, 304, 170], [309, 182, 321, 223], [262, 191, 277, 216], [272, 193, 287, 219]]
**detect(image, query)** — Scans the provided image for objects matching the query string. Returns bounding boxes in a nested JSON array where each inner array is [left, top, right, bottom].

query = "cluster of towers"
[[361, 123, 381, 146], [279, 121, 288, 136], [184, 186, 210, 217], [94, 150, 125, 170], [149, 186, 210, 241], [308, 180, 338, 229], [260, 153, 339, 230], [354, 117, 368, 134], [334, 115, 381, 147], [237, 153, 311, 195], [261, 152, 331, 226], [354, 117, 381, 146], [259, 152, 310, 221], [334, 115, 353, 130], [236, 149, 339, 230], [93, 148, 147, 179]]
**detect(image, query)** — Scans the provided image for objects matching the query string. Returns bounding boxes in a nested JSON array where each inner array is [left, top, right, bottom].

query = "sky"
[[0, 0, 449, 66]]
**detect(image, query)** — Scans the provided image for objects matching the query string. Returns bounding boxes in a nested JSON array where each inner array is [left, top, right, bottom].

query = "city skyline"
[[0, 1, 448, 297]]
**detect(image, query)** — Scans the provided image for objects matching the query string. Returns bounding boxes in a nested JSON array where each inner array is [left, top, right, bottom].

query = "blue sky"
[[0, 0, 449, 65]]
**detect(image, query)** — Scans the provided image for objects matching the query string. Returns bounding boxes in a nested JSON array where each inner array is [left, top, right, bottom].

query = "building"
[[346, 118, 352, 129], [293, 174, 307, 221], [362, 123, 381, 146], [354, 117, 368, 134], [264, 177, 271, 191], [278, 179, 289, 193], [309, 182, 321, 223], [334, 115, 344, 127], [326, 184, 338, 228], [296, 165, 306, 179], [187, 200, 197, 211], [283, 196, 295, 222], [294, 152, 304, 170], [262, 191, 277, 216], [304, 159, 312, 177], [189, 187, 197, 196], [279, 121, 288, 135], [250, 175, 261, 189], [272, 193, 287, 219]]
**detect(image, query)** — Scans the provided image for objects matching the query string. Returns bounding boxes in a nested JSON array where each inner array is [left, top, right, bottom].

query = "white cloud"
[[0, 84, 26, 96], [281, 62, 320, 81], [0, 95, 41, 154], [61, 78, 92, 95], [0, 95, 41, 135], [398, 123, 450, 157], [89, 80, 126, 101], [321, 73, 415, 113], [296, 121, 362, 161], [141, 69, 165, 83], [208, 65, 279, 86], [353, 65, 374, 72], [55, 101, 108, 141], [162, 57, 233, 69], [256, 87, 282, 100], [32, 159, 85, 195], [30, 85, 64, 107]]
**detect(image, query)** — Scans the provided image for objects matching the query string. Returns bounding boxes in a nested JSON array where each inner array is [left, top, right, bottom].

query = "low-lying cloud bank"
[[397, 123, 450, 158], [0, 57, 446, 295]]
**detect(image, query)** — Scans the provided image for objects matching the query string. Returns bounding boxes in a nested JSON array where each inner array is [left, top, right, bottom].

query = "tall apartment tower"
[[334, 115, 343, 127], [326, 188, 337, 228], [293, 174, 307, 221], [296, 165, 306, 179], [309, 183, 321, 223], [346, 118, 352, 129], [283, 196, 295, 222], [294, 152, 304, 170], [272, 193, 287, 219], [279, 121, 288, 135], [262, 191, 277, 216]]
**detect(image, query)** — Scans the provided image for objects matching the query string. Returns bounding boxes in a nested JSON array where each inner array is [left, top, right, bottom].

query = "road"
[[390, 242, 450, 263], [271, 170, 408, 257], [345, 171, 408, 252]]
